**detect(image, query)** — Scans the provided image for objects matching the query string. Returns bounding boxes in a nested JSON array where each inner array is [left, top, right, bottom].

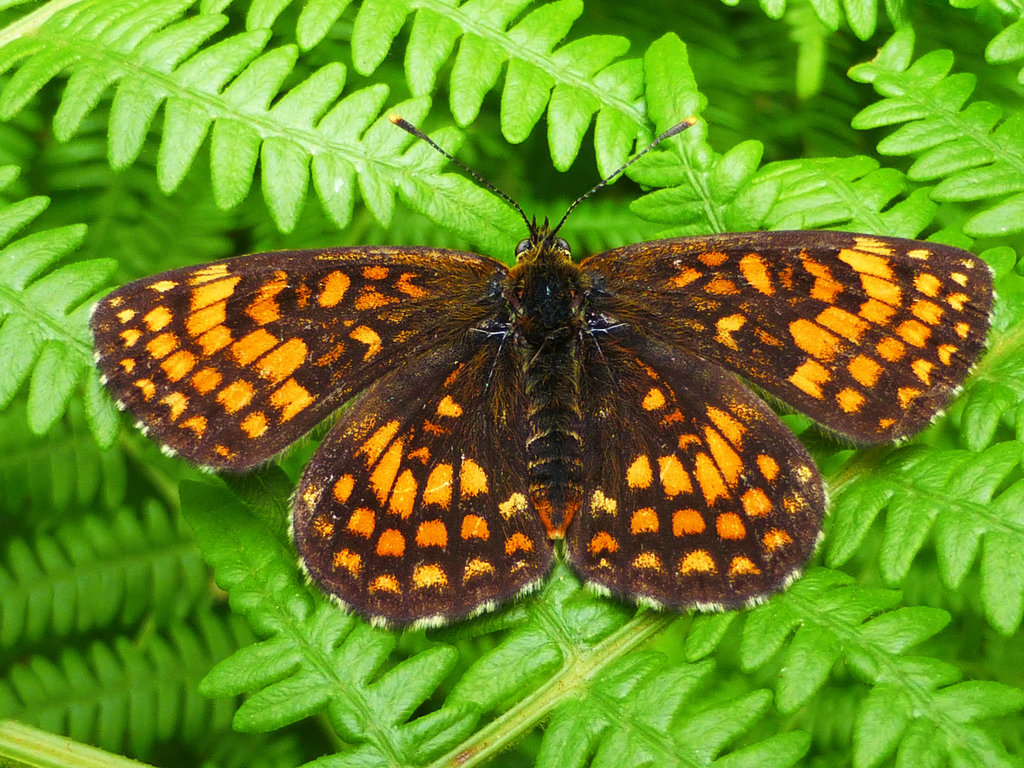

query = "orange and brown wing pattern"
[[582, 231, 993, 443], [90, 248, 505, 469], [567, 330, 824, 609], [292, 338, 553, 627]]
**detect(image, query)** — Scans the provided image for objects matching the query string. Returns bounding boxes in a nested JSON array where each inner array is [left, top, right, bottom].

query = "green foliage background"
[[1, 0, 1024, 766]]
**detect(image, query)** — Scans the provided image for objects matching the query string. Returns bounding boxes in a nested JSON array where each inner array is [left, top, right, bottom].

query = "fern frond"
[[850, 28, 1024, 238], [0, 398, 126, 517], [349, 0, 650, 174], [0, 501, 207, 654], [731, 0, 906, 41], [0, 612, 252, 759], [0, 0, 521, 254], [690, 569, 1024, 767], [827, 442, 1024, 635], [0, 166, 120, 441], [183, 476, 478, 757]]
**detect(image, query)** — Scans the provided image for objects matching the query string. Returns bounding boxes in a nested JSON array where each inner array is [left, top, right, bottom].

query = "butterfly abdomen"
[[523, 333, 584, 538], [510, 255, 588, 539]]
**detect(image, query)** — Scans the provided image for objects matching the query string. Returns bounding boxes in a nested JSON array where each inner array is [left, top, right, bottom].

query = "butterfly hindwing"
[[292, 336, 554, 627], [582, 231, 993, 443], [90, 248, 505, 469], [567, 328, 825, 609]]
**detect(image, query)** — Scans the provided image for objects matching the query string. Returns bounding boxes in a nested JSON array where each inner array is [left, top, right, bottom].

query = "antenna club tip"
[[388, 113, 403, 125]]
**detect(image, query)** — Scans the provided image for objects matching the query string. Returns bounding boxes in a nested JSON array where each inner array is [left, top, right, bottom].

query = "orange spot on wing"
[[333, 474, 355, 503], [461, 514, 489, 541], [588, 531, 618, 554], [460, 458, 488, 497], [739, 253, 774, 295], [816, 306, 869, 343], [350, 325, 382, 359], [376, 529, 405, 557], [146, 332, 178, 360], [876, 336, 906, 362], [369, 574, 401, 594], [217, 380, 254, 414], [389, 470, 417, 518], [347, 507, 375, 538], [318, 271, 350, 307], [642, 387, 666, 410], [716, 512, 746, 540], [836, 388, 865, 413], [704, 427, 742, 485], [657, 454, 692, 496], [630, 507, 659, 534], [839, 247, 893, 279], [143, 306, 172, 331], [790, 318, 841, 362], [896, 319, 931, 347], [633, 551, 662, 570], [241, 410, 268, 438], [416, 519, 448, 548], [270, 378, 314, 421], [357, 420, 400, 465], [679, 549, 716, 574], [741, 488, 771, 517], [463, 558, 495, 581], [161, 349, 196, 382], [191, 276, 240, 311], [788, 359, 829, 399], [396, 272, 427, 297], [757, 455, 779, 481], [332, 549, 360, 576], [412, 564, 448, 589], [231, 329, 278, 366], [763, 528, 793, 552], [626, 455, 653, 489], [848, 355, 881, 387], [672, 508, 705, 536], [160, 391, 188, 421], [423, 463, 453, 508], [363, 265, 388, 280], [505, 532, 534, 555], [436, 395, 463, 417], [256, 338, 308, 383], [370, 439, 404, 502], [715, 314, 745, 350], [729, 556, 761, 576], [196, 325, 232, 355], [706, 407, 744, 446], [694, 452, 727, 505], [670, 267, 701, 288], [182, 415, 206, 436]]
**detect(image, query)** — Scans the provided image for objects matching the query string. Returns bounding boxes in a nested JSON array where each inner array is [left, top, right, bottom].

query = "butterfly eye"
[[554, 238, 570, 252], [515, 239, 531, 256]]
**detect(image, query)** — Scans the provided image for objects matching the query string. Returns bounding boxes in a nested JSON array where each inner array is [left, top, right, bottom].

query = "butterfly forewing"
[[567, 328, 824, 608], [90, 248, 505, 469], [292, 337, 554, 627], [582, 231, 993, 443]]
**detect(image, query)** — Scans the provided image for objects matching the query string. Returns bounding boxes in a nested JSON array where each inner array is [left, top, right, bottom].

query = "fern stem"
[[427, 611, 674, 768], [0, 0, 82, 48], [0, 719, 156, 768]]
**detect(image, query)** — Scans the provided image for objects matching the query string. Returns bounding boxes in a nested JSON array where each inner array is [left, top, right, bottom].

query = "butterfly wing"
[[566, 328, 824, 608], [90, 248, 506, 469], [581, 231, 993, 443], [292, 334, 554, 627]]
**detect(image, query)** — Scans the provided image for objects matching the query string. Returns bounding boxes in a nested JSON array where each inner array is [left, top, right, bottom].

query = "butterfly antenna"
[[548, 117, 699, 239], [389, 114, 534, 233]]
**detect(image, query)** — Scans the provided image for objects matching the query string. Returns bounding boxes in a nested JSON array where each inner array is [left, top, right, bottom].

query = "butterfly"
[[90, 117, 993, 627]]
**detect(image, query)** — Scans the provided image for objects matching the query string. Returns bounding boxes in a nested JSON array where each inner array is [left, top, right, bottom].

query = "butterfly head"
[[514, 217, 572, 265]]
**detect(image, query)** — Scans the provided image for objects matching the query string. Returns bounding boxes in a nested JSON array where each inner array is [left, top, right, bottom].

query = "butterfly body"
[[505, 229, 589, 537]]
